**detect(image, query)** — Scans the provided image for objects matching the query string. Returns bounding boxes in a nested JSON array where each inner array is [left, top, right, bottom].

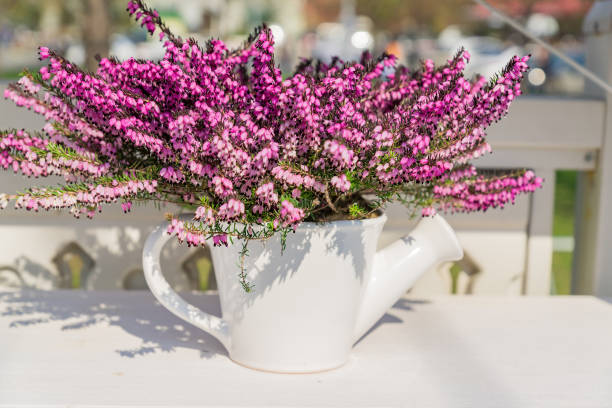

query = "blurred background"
[[0, 0, 593, 93], [0, 0, 605, 296]]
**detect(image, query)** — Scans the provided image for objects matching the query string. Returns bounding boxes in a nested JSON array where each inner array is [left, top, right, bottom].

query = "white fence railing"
[[572, 0, 612, 297]]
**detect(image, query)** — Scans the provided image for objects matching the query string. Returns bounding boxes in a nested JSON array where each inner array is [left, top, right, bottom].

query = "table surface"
[[1, 290, 611, 408]]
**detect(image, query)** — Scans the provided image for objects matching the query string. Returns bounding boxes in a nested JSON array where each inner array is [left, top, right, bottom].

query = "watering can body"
[[143, 213, 463, 373]]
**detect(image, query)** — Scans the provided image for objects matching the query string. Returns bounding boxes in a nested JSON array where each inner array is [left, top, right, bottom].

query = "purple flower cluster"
[[1, 0, 541, 253]]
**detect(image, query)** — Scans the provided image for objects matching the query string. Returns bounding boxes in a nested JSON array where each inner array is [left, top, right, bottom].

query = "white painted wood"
[[475, 147, 597, 170], [486, 96, 605, 150], [574, 1, 612, 296], [553, 236, 575, 252], [1, 290, 611, 407], [0, 195, 196, 291], [524, 169, 555, 295]]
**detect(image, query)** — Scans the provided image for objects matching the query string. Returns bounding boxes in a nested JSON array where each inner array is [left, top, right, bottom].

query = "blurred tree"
[[356, 0, 469, 34], [355, 0, 593, 36], [304, 0, 341, 28], [0, 0, 41, 28], [81, 0, 111, 72], [1, 0, 132, 71], [39, 0, 62, 39]]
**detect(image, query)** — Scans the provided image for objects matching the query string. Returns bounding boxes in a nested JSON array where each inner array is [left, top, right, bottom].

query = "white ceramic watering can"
[[143, 213, 462, 373]]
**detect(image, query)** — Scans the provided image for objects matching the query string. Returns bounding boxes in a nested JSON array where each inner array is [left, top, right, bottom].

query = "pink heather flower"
[[255, 182, 278, 206], [167, 218, 184, 235], [212, 234, 228, 247], [218, 198, 245, 220], [126, 1, 139, 14], [211, 176, 234, 198], [38, 47, 50, 60], [330, 174, 351, 193], [17, 76, 41, 94], [194, 206, 215, 223], [421, 207, 436, 216], [159, 167, 184, 183], [323, 140, 355, 169], [280, 200, 304, 226]]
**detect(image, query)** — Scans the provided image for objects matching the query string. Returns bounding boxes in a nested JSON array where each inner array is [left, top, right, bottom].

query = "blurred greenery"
[[0, 0, 41, 27], [0, 70, 22, 80], [65, 252, 213, 290], [356, 0, 593, 36], [551, 170, 577, 295], [67, 254, 84, 289], [197, 256, 213, 291], [356, 0, 464, 34], [552, 251, 572, 295], [553, 170, 577, 236], [449, 263, 462, 294], [0, 0, 131, 28]]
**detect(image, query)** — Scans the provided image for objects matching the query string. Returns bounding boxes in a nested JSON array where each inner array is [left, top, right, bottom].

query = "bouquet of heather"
[[1, 1, 540, 285]]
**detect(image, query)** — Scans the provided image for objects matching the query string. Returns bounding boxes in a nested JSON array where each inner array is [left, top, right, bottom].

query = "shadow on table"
[[0, 290, 431, 359], [0, 290, 227, 359], [353, 298, 430, 346]]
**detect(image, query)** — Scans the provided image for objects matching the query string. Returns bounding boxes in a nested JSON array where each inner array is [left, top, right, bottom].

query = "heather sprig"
[[0, 1, 542, 290]]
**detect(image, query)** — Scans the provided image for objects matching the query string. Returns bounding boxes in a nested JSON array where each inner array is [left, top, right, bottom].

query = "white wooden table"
[[1, 290, 611, 407]]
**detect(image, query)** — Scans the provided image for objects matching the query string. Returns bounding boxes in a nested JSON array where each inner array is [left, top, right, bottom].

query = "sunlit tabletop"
[[1, 290, 611, 407]]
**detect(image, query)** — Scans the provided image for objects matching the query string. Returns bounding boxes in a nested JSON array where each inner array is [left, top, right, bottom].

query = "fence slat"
[[573, 1, 612, 296], [523, 169, 555, 295]]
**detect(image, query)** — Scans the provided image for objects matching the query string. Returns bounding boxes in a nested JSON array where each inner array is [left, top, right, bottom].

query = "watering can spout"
[[353, 214, 463, 342]]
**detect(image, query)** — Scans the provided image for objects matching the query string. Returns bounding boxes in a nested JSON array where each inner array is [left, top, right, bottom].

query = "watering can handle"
[[142, 219, 231, 351]]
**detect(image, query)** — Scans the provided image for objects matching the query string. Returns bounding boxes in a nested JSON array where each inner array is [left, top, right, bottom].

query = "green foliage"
[[348, 202, 366, 218], [550, 170, 578, 295], [553, 171, 577, 236], [238, 240, 254, 292], [552, 251, 572, 295], [449, 263, 462, 294]]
